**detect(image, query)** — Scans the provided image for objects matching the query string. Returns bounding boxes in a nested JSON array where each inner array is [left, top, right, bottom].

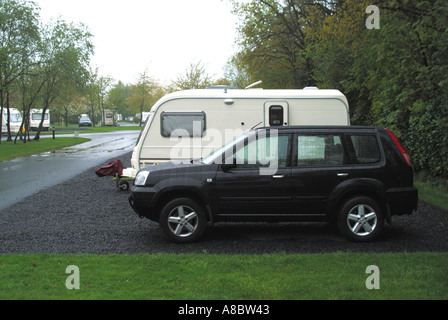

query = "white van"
[[1, 108, 22, 134], [30, 109, 50, 131], [123, 87, 350, 178]]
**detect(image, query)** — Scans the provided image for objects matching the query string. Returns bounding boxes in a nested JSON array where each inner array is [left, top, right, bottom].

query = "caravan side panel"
[[139, 98, 263, 166], [288, 98, 349, 126]]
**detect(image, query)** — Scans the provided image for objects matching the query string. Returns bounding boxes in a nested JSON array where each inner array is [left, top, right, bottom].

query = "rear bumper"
[[386, 187, 418, 216]]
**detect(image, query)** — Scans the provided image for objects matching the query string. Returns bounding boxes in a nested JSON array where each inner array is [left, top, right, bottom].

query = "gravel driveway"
[[1, 152, 447, 254]]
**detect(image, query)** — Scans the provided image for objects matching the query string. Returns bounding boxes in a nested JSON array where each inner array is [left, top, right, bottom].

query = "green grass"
[[51, 125, 142, 134], [0, 137, 90, 162], [0, 252, 446, 300], [415, 179, 448, 211]]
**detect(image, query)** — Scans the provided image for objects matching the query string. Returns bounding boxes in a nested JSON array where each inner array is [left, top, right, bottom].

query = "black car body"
[[129, 126, 418, 243]]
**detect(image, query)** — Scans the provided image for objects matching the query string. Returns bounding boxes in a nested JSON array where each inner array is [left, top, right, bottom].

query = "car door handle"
[[273, 175, 285, 179], [337, 173, 349, 177]]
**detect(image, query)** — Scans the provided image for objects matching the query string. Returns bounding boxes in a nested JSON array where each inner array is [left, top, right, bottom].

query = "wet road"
[[0, 130, 139, 211]]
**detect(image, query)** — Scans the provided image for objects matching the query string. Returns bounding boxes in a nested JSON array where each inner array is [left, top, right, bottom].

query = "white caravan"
[[103, 109, 114, 126], [123, 87, 350, 178], [30, 109, 50, 131], [1, 108, 22, 134]]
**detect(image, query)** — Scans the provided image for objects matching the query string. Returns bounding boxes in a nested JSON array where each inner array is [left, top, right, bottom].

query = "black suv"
[[129, 126, 418, 243]]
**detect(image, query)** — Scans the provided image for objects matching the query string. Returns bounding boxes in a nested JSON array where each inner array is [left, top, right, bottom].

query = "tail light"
[[385, 129, 412, 167]]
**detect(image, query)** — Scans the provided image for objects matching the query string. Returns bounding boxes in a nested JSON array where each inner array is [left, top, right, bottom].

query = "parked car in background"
[[79, 116, 92, 127], [129, 125, 418, 243]]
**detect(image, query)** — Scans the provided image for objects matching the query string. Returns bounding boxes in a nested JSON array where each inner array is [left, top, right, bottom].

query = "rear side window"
[[349, 135, 381, 164], [296, 135, 345, 166], [161, 112, 206, 137]]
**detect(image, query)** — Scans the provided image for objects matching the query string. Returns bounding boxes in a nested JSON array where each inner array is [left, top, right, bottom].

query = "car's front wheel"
[[337, 196, 384, 242], [159, 198, 206, 243]]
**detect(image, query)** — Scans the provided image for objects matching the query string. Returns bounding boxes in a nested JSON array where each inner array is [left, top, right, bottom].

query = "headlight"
[[134, 171, 150, 186]]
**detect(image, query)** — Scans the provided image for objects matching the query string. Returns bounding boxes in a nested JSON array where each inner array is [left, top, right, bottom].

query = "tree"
[[96, 74, 113, 126], [231, 0, 448, 178], [108, 81, 132, 118], [33, 19, 93, 140], [231, 0, 318, 89], [0, 0, 40, 143], [223, 56, 253, 89], [83, 67, 101, 126], [172, 60, 213, 90], [127, 69, 163, 126]]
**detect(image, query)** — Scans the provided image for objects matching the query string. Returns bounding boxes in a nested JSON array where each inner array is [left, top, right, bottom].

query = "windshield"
[[202, 133, 248, 165]]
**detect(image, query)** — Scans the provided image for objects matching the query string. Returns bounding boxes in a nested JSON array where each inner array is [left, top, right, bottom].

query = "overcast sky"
[[34, 0, 240, 85]]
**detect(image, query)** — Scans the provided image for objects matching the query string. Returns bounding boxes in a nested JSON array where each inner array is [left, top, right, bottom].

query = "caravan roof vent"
[[303, 86, 319, 90]]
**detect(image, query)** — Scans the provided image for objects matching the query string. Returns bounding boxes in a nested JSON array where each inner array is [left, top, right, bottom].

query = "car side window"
[[349, 135, 381, 164], [296, 135, 345, 167], [234, 134, 289, 169]]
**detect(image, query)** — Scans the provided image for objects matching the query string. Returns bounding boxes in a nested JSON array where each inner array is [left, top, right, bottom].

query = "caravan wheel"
[[118, 181, 129, 191]]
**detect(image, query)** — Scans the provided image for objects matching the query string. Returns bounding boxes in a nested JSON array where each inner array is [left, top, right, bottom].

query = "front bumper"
[[128, 185, 157, 220]]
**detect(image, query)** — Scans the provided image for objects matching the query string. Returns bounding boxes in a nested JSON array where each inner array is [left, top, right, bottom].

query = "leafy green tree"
[[34, 19, 93, 139], [231, 0, 319, 88], [172, 60, 212, 90], [128, 69, 164, 126], [108, 81, 132, 118], [231, 0, 448, 178], [0, 0, 40, 142]]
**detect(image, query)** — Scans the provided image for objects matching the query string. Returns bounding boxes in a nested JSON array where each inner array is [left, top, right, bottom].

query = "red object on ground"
[[95, 160, 124, 178]]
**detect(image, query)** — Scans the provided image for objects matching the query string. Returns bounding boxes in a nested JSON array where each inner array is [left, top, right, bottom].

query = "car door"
[[290, 132, 351, 216], [214, 132, 293, 216]]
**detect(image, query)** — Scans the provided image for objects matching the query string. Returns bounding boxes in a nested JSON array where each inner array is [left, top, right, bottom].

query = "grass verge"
[[0, 137, 91, 162], [0, 252, 446, 300], [415, 179, 448, 211], [52, 125, 142, 134]]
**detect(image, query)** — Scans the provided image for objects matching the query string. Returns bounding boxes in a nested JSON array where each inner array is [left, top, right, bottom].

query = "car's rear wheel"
[[337, 196, 384, 242], [159, 198, 206, 243]]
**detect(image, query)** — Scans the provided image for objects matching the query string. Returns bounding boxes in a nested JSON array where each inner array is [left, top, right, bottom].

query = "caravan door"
[[264, 101, 289, 127]]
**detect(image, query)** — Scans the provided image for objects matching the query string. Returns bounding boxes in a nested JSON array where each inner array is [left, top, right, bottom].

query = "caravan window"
[[161, 112, 206, 137], [32, 113, 49, 121]]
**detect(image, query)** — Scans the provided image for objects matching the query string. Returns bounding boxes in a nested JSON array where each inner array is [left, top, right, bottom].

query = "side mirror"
[[221, 157, 237, 172]]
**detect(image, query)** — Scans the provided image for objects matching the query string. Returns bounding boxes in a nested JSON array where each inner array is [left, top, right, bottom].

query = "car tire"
[[159, 198, 206, 243], [337, 196, 384, 242]]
